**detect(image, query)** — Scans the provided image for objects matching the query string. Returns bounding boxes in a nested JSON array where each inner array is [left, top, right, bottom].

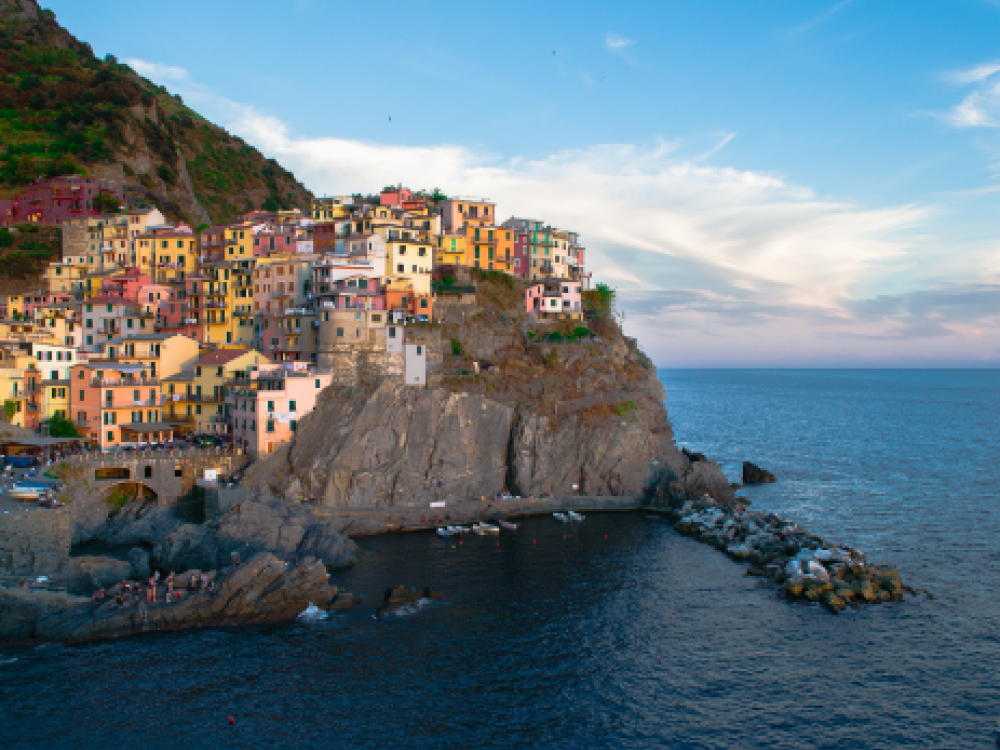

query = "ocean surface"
[[1, 369, 998, 749]]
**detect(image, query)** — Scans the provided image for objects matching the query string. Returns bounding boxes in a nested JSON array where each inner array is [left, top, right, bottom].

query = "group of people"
[[92, 571, 215, 608]]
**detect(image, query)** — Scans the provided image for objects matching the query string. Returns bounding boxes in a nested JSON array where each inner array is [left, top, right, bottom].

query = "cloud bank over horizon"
[[129, 58, 1000, 367]]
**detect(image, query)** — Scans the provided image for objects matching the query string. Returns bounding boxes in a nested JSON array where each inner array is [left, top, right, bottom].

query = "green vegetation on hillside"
[[0, 1, 313, 224]]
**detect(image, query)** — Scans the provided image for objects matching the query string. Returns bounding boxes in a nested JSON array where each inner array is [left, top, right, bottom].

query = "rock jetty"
[[0, 551, 356, 645], [653, 492, 918, 613]]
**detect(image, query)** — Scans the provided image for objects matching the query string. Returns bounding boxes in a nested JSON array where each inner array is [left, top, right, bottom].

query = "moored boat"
[[568, 511, 585, 522], [553, 513, 569, 522], [436, 528, 453, 538], [478, 523, 500, 534], [9, 484, 40, 501], [499, 520, 519, 531]]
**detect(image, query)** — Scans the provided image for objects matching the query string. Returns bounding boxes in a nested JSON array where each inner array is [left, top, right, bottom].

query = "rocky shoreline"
[[0, 551, 358, 646]]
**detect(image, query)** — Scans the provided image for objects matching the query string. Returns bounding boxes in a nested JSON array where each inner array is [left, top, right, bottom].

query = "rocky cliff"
[[247, 275, 733, 510]]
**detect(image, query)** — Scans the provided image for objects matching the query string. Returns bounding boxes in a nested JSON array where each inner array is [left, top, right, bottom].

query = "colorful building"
[[230, 362, 331, 456]]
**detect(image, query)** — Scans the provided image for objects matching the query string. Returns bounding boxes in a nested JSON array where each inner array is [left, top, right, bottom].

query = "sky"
[[43, 0, 1000, 367]]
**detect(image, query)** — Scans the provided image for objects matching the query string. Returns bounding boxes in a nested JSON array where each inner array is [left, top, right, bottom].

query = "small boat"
[[478, 523, 500, 534], [9, 484, 40, 501], [472, 523, 487, 535], [500, 520, 519, 531], [448, 525, 472, 535], [568, 511, 585, 522], [436, 528, 453, 538], [553, 513, 569, 522]]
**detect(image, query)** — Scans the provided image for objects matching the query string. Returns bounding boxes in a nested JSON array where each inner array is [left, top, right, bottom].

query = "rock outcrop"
[[0, 552, 351, 644], [743, 461, 776, 485], [246, 281, 734, 511]]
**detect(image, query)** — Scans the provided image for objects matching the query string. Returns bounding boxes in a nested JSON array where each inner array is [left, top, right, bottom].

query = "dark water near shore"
[[1, 369, 998, 749]]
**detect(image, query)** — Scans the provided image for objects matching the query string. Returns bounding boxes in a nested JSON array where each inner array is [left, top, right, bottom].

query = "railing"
[[92, 377, 160, 387], [60, 447, 243, 465]]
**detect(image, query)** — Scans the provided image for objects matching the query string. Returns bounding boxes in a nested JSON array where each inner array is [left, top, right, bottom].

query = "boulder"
[[59, 556, 133, 595], [742, 461, 776, 485], [152, 524, 218, 573], [126, 547, 150, 580]]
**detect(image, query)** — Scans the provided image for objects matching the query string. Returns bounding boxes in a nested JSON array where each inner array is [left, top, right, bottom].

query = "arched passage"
[[102, 481, 158, 517]]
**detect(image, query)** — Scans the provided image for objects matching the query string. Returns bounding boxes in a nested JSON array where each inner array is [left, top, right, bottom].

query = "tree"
[[196, 223, 209, 233], [0, 228, 13, 249], [91, 192, 120, 214], [45, 415, 80, 438], [262, 195, 279, 212], [50, 154, 87, 178]]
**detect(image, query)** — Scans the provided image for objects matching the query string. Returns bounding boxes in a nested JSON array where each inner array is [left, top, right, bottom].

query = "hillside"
[[0, 0, 313, 225]]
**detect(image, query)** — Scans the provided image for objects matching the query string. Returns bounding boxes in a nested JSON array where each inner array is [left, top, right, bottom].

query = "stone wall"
[[0, 506, 75, 577]]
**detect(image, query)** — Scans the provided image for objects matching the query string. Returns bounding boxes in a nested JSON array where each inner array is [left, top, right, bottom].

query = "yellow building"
[[163, 348, 268, 435], [43, 261, 87, 295], [101, 332, 200, 381], [463, 225, 511, 273], [312, 196, 355, 221], [435, 231, 466, 268], [136, 230, 199, 284]]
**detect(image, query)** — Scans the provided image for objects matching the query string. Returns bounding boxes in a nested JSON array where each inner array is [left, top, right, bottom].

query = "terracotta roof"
[[194, 348, 257, 366]]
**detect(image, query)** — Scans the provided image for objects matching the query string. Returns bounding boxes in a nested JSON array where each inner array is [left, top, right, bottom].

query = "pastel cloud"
[[128, 58, 1000, 366]]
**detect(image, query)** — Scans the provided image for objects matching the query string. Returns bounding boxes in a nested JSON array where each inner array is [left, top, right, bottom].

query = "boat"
[[472, 523, 487, 535], [568, 511, 585, 522], [9, 484, 40, 501], [448, 525, 472, 534], [478, 523, 500, 534], [553, 513, 569, 522], [436, 528, 453, 538], [500, 520, 519, 531]]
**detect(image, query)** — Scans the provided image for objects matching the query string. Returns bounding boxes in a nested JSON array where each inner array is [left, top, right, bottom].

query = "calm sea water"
[[1, 369, 998, 749]]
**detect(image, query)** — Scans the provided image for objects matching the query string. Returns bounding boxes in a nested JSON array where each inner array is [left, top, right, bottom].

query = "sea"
[[0, 369, 997, 749]]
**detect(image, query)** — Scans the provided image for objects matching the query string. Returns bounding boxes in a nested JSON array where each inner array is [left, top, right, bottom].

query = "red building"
[[0, 175, 125, 227]]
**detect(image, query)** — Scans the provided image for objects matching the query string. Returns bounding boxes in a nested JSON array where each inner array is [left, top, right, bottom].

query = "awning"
[[120, 423, 175, 433]]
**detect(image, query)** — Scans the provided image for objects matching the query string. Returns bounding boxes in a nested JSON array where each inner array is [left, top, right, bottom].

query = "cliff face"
[[0, 0, 312, 224], [247, 277, 733, 509]]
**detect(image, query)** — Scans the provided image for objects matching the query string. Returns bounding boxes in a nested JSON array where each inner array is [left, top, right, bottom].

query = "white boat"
[[448, 525, 472, 534], [9, 484, 40, 501], [568, 511, 585, 522], [478, 523, 500, 534], [298, 602, 328, 620], [472, 523, 487, 535], [436, 528, 453, 538], [553, 513, 569, 522], [500, 520, 519, 531]]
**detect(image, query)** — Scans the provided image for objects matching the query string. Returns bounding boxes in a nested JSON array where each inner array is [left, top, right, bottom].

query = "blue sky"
[[45, 0, 1000, 366]]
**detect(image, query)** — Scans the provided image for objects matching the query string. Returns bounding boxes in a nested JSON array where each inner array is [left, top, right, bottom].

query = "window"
[[290, 419, 297, 432], [315, 379, 321, 389], [77, 370, 84, 380], [417, 346, 423, 355], [336, 327, 344, 337], [267, 401, 275, 412], [107, 431, 113, 442], [266, 420, 275, 433]]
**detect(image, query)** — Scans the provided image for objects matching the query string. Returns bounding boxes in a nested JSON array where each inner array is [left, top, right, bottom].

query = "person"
[[147, 577, 156, 603], [189, 574, 197, 591], [166, 573, 174, 598]]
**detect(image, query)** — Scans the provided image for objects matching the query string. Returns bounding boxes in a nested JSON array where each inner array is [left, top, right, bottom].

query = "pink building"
[[230, 363, 332, 456], [525, 279, 584, 321], [0, 175, 124, 227], [380, 186, 413, 206], [99, 269, 152, 304], [22, 291, 73, 319], [253, 225, 298, 257]]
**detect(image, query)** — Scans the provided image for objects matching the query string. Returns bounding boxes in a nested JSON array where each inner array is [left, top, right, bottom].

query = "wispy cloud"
[[126, 59, 192, 84], [605, 32, 634, 51], [943, 60, 1000, 85], [789, 0, 861, 35], [939, 62, 1000, 128], [131, 58, 1000, 366]]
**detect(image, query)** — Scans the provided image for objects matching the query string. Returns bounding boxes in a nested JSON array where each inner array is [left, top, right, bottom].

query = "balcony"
[[91, 377, 160, 387]]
